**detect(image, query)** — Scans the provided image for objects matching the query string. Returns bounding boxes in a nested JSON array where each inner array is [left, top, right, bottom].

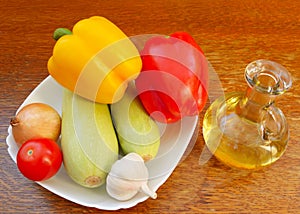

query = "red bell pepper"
[[135, 32, 208, 123]]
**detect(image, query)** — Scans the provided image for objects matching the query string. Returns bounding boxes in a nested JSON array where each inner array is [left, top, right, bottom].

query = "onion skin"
[[10, 103, 61, 147]]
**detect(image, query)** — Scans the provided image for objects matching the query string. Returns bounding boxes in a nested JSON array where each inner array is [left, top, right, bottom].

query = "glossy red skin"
[[170, 31, 205, 54], [135, 32, 208, 123], [17, 138, 62, 181]]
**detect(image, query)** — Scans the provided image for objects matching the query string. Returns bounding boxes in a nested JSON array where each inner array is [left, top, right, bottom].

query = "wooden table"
[[1, 0, 299, 213]]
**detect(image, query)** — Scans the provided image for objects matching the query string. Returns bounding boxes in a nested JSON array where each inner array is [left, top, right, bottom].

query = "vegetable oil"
[[203, 60, 292, 170]]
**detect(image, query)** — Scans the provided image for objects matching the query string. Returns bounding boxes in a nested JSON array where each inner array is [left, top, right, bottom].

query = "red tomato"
[[17, 138, 63, 181]]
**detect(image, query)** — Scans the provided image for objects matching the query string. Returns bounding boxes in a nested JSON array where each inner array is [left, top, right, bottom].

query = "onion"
[[10, 103, 61, 147]]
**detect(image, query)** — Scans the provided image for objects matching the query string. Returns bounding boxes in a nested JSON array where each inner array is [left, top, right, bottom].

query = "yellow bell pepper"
[[47, 16, 142, 103]]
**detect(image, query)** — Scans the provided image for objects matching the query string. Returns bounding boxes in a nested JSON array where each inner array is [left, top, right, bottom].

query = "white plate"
[[6, 76, 198, 210]]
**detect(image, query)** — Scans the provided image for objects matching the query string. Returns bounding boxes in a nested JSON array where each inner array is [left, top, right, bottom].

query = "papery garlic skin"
[[106, 153, 157, 201], [106, 174, 144, 201]]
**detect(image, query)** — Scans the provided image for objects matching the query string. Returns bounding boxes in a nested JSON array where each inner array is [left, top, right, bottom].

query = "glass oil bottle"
[[203, 59, 292, 170]]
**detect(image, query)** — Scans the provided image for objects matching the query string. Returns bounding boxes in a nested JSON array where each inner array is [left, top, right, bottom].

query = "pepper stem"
[[53, 28, 72, 41]]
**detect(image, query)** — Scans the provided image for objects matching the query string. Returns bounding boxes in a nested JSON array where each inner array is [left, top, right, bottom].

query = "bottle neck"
[[236, 86, 277, 122], [237, 59, 292, 123]]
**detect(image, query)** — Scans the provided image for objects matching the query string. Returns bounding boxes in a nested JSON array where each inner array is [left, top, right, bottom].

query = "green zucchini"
[[61, 89, 118, 188], [110, 83, 160, 161]]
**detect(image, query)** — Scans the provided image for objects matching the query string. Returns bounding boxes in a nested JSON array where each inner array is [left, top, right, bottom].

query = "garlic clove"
[[106, 178, 139, 201], [140, 183, 157, 199], [106, 173, 141, 201], [111, 153, 148, 180], [106, 153, 157, 201]]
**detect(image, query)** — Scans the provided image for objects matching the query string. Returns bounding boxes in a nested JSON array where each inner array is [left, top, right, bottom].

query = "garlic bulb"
[[106, 153, 157, 201]]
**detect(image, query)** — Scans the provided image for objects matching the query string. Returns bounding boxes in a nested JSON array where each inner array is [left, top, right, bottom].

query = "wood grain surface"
[[1, 0, 299, 213]]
